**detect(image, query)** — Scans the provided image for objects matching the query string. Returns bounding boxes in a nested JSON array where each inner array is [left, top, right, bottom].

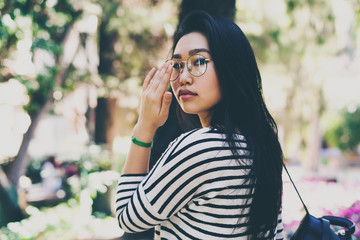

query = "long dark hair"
[[172, 11, 283, 239]]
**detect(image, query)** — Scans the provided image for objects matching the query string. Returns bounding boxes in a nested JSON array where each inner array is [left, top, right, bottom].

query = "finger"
[[151, 61, 171, 92], [150, 61, 170, 90], [155, 62, 173, 95], [143, 67, 157, 91], [159, 91, 172, 119], [147, 63, 165, 90]]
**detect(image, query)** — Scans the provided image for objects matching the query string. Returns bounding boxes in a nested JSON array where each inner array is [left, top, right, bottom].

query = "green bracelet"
[[131, 136, 153, 148]]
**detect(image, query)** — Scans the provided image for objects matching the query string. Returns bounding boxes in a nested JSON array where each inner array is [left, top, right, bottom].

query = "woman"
[[115, 11, 284, 240]]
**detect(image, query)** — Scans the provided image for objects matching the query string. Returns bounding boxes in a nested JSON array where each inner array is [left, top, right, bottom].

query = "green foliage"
[[0, 0, 82, 113], [0, 19, 17, 50], [31, 39, 62, 58], [17, 144, 124, 229], [325, 106, 360, 152], [96, 0, 177, 97], [0, 15, 19, 82], [24, 144, 124, 200], [0, 202, 120, 240], [25, 158, 43, 184], [1, 0, 178, 112], [19, 67, 57, 116]]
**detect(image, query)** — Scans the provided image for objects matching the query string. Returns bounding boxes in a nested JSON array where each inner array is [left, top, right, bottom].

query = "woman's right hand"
[[133, 61, 173, 141]]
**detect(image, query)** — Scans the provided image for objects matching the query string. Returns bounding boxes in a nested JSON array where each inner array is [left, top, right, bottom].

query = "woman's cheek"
[[170, 81, 178, 95]]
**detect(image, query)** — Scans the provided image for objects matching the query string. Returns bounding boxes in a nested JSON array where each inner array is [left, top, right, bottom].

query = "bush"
[[325, 106, 360, 153], [0, 200, 122, 240], [0, 144, 125, 239], [324, 200, 360, 239]]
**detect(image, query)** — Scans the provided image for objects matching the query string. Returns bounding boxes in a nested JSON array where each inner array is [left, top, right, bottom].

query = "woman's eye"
[[194, 58, 206, 66], [173, 62, 180, 69]]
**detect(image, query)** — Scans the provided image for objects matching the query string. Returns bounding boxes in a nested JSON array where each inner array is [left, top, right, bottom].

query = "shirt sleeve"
[[115, 128, 226, 232], [115, 174, 165, 232]]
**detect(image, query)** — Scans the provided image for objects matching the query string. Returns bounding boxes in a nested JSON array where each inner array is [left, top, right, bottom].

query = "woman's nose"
[[178, 66, 193, 85]]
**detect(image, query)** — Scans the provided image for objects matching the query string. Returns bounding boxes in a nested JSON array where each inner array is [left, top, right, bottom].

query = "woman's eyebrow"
[[189, 48, 210, 56], [172, 48, 211, 59], [172, 54, 181, 59]]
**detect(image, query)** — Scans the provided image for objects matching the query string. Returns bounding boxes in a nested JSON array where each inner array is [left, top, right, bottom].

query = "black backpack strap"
[[321, 218, 331, 240], [323, 216, 356, 239], [283, 162, 309, 214]]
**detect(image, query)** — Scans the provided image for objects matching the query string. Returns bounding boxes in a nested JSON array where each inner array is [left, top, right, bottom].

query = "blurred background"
[[0, 0, 359, 239]]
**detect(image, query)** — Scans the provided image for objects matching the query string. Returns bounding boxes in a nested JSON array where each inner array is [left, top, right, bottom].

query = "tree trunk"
[[95, 13, 121, 151], [305, 87, 324, 172], [306, 108, 321, 171], [6, 22, 80, 188], [0, 167, 25, 227], [6, 96, 53, 188], [177, 0, 236, 26], [94, 97, 118, 151]]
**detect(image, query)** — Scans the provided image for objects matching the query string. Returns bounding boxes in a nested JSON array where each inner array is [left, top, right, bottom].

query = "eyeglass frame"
[[167, 54, 213, 81]]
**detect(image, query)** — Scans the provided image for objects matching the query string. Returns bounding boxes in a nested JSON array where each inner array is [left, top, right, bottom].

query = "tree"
[[325, 106, 360, 154], [93, 0, 178, 149], [0, 0, 178, 226], [0, 0, 99, 225], [1, 0, 95, 187], [237, 0, 339, 170]]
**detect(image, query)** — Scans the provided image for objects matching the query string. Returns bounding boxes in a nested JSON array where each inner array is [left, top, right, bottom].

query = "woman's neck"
[[198, 112, 212, 128]]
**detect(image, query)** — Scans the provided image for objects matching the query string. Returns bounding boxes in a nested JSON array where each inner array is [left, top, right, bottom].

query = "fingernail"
[[166, 94, 172, 100]]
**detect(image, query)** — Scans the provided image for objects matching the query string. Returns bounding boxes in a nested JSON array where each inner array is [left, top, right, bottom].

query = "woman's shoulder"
[[171, 127, 246, 149], [181, 127, 245, 139], [159, 127, 250, 167], [176, 127, 222, 142]]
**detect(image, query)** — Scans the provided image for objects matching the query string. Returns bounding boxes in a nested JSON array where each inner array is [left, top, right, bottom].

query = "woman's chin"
[[180, 105, 197, 115]]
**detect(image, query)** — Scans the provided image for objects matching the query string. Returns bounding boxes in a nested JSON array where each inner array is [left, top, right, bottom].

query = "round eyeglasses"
[[167, 54, 212, 81]]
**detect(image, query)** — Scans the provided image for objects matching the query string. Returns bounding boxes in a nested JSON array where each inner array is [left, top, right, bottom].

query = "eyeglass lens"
[[169, 54, 208, 81]]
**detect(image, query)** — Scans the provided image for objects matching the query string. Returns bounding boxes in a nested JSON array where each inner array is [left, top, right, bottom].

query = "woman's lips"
[[178, 89, 197, 100]]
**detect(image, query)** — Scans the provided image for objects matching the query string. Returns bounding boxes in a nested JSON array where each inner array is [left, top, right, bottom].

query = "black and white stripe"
[[115, 128, 284, 239]]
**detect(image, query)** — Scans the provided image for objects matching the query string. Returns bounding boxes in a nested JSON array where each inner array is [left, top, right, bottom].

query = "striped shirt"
[[115, 128, 284, 239]]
